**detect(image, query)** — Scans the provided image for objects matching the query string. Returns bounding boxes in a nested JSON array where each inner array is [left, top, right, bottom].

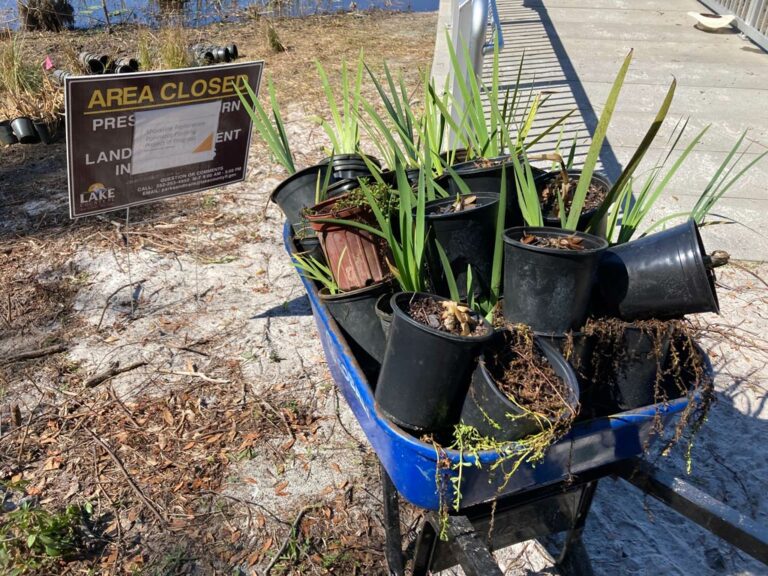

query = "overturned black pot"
[[33, 120, 55, 144], [0, 120, 17, 145], [503, 227, 608, 334], [10, 117, 39, 144], [596, 219, 719, 321], [270, 163, 333, 234], [321, 281, 393, 378], [460, 333, 579, 442], [424, 192, 499, 300], [375, 292, 493, 433], [536, 170, 611, 237]]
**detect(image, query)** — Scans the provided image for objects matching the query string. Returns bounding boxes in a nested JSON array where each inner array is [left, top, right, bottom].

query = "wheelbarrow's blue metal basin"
[[285, 224, 706, 512]]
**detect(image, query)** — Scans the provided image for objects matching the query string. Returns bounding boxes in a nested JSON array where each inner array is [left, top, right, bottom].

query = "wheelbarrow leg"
[[552, 481, 598, 576], [412, 515, 504, 576], [381, 465, 405, 576]]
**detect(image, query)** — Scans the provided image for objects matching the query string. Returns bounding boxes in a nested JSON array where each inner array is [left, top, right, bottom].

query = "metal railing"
[[699, 0, 768, 51]]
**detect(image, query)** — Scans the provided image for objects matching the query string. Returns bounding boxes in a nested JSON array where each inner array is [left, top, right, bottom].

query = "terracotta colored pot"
[[307, 195, 390, 291]]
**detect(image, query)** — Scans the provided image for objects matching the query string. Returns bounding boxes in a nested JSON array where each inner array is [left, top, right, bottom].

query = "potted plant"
[[291, 229, 393, 377], [424, 191, 499, 300], [459, 327, 579, 442], [315, 55, 380, 181], [375, 291, 493, 433], [305, 178, 396, 292]]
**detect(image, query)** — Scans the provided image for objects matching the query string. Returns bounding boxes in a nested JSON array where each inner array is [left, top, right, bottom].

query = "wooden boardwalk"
[[433, 0, 768, 260]]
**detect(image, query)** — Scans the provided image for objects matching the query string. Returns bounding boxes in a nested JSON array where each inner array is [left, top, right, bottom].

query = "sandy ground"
[[1, 10, 767, 576]]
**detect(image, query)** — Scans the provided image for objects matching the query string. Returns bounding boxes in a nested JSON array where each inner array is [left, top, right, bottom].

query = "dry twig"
[[84, 360, 148, 388], [85, 427, 167, 525], [0, 343, 68, 366], [264, 504, 324, 575]]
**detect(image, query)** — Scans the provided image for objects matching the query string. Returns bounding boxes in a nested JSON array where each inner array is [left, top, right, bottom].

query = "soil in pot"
[[375, 292, 493, 434], [307, 184, 395, 292], [502, 227, 608, 334], [424, 192, 499, 300], [460, 328, 580, 442], [537, 170, 610, 237]]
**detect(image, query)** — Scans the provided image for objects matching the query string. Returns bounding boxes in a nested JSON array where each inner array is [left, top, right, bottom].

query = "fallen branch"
[[85, 427, 166, 525], [84, 360, 147, 388], [159, 370, 229, 384], [264, 504, 324, 575], [0, 344, 68, 366]]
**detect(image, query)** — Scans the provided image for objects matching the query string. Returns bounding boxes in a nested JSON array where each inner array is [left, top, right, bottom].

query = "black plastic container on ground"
[[78, 52, 105, 74], [33, 120, 54, 144], [321, 281, 393, 379], [270, 163, 333, 234], [536, 170, 611, 238], [375, 292, 494, 434], [503, 227, 608, 334], [596, 219, 719, 321], [10, 117, 39, 144], [0, 120, 17, 145], [424, 192, 499, 300], [460, 333, 580, 442]]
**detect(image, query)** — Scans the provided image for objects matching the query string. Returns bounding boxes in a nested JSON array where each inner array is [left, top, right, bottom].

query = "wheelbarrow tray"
[[285, 224, 704, 512]]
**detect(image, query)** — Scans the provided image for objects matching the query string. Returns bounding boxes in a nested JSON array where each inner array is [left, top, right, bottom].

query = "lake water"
[[0, 0, 438, 29]]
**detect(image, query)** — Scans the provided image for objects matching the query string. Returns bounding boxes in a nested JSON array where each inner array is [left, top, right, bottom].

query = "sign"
[[65, 61, 263, 218]]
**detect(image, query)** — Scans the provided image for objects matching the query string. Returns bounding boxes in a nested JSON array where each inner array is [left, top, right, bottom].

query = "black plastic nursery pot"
[[503, 227, 608, 334], [442, 155, 546, 227], [374, 293, 393, 337], [536, 170, 611, 238], [270, 163, 332, 234], [0, 120, 17, 145], [540, 332, 608, 420], [424, 192, 500, 300], [321, 280, 393, 371], [33, 120, 54, 145], [375, 292, 494, 433], [596, 219, 719, 321], [460, 334, 579, 442], [325, 154, 380, 183], [10, 117, 39, 144], [611, 326, 672, 411]]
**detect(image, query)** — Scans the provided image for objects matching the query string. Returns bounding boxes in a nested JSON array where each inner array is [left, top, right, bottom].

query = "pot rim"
[[390, 291, 494, 343], [319, 279, 393, 301], [503, 226, 608, 255], [424, 191, 499, 220], [269, 163, 331, 204]]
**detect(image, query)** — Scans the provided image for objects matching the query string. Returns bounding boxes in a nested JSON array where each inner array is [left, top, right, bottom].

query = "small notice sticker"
[[131, 100, 221, 175]]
